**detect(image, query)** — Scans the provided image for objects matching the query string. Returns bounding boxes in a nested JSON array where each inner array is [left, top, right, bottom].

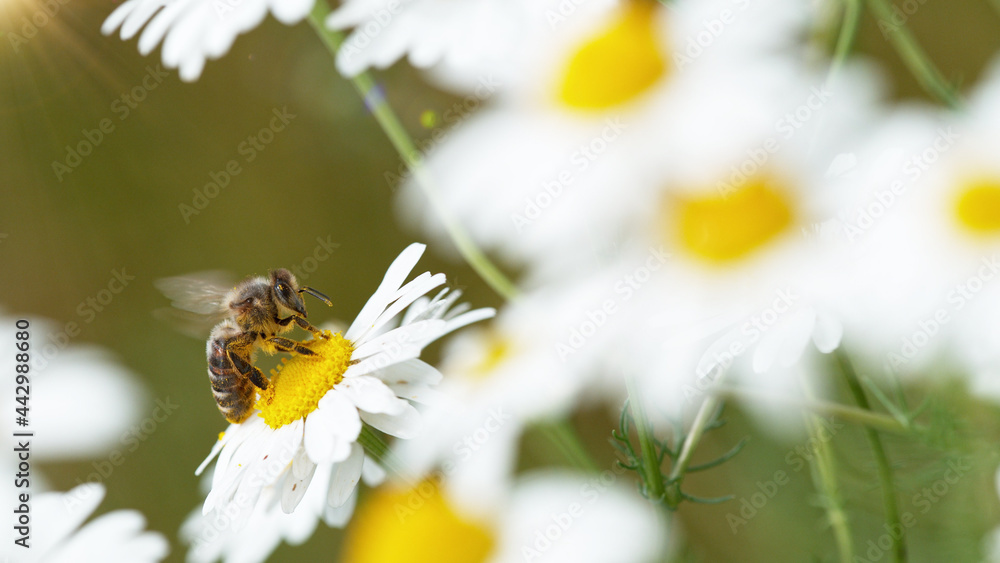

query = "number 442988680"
[[14, 320, 29, 426]]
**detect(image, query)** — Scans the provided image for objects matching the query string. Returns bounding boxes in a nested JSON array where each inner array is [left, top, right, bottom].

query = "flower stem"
[[539, 419, 600, 473], [668, 395, 722, 484], [307, 2, 519, 301], [626, 377, 667, 503], [714, 385, 916, 435], [864, 0, 961, 108], [800, 379, 854, 563], [827, 0, 862, 83], [835, 350, 906, 563]]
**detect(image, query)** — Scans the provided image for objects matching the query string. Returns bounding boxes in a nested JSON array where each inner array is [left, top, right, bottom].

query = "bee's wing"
[[154, 271, 235, 338]]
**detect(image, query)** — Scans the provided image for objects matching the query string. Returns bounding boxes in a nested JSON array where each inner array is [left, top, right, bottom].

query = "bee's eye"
[[276, 284, 286, 293], [242, 297, 254, 307]]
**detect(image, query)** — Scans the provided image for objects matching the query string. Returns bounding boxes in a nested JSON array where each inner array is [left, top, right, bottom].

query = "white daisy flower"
[[0, 483, 167, 563], [391, 291, 594, 511], [101, 0, 316, 81], [338, 471, 666, 563], [193, 244, 494, 534], [397, 0, 848, 268], [824, 56, 1000, 380]]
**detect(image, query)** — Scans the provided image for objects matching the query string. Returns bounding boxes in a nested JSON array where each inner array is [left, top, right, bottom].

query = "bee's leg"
[[227, 349, 270, 390], [224, 332, 269, 390], [267, 336, 316, 357], [276, 315, 328, 339]]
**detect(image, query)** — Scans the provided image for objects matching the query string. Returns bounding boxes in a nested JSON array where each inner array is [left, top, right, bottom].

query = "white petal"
[[270, 0, 315, 24], [323, 489, 357, 528], [101, 0, 141, 35], [339, 376, 408, 415], [303, 407, 337, 464], [812, 312, 844, 353], [327, 444, 364, 508], [281, 461, 317, 514], [361, 455, 387, 486], [346, 243, 426, 341], [359, 402, 421, 439]]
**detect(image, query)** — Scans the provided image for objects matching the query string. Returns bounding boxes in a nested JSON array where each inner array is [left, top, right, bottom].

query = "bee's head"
[[269, 268, 307, 317]]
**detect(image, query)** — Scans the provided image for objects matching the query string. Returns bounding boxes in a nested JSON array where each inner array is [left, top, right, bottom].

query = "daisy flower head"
[[392, 289, 598, 511], [396, 0, 859, 271], [194, 244, 494, 532], [338, 471, 665, 563], [0, 483, 167, 563], [826, 57, 1000, 378], [101, 0, 317, 81]]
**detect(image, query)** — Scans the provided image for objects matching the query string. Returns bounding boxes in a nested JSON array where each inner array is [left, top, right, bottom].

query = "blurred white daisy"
[[0, 483, 167, 563], [824, 56, 1000, 380], [338, 471, 666, 563], [101, 0, 316, 81], [194, 244, 494, 534], [398, 0, 838, 268], [392, 290, 595, 511], [0, 311, 148, 462]]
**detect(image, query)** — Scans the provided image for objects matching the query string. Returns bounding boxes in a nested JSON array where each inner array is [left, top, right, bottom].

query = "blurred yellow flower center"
[[466, 333, 512, 380], [558, 1, 668, 110], [955, 179, 1000, 234], [342, 481, 495, 563], [671, 177, 795, 263], [255, 331, 353, 429]]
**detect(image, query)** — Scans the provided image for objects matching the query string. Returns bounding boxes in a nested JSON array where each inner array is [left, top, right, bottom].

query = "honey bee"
[[157, 269, 333, 424]]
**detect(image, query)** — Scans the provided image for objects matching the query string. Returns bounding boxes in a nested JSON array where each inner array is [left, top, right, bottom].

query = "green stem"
[[307, 2, 519, 300], [865, 0, 961, 108], [800, 380, 853, 563], [828, 0, 862, 82], [627, 377, 667, 503], [668, 395, 722, 484], [540, 419, 599, 473], [359, 424, 414, 483], [715, 385, 916, 434], [835, 350, 906, 563]]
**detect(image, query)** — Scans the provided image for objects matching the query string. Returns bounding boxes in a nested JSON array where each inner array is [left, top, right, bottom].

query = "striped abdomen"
[[207, 332, 255, 424]]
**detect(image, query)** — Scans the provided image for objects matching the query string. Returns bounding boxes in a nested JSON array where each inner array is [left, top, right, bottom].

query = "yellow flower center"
[[342, 481, 495, 563], [557, 1, 668, 110], [954, 178, 1000, 235], [670, 176, 796, 263], [254, 331, 354, 429]]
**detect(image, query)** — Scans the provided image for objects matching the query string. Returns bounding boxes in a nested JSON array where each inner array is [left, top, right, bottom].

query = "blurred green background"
[[2, 0, 1000, 561]]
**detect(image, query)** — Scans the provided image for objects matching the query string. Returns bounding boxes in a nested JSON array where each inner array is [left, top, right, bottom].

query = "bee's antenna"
[[299, 286, 333, 307]]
